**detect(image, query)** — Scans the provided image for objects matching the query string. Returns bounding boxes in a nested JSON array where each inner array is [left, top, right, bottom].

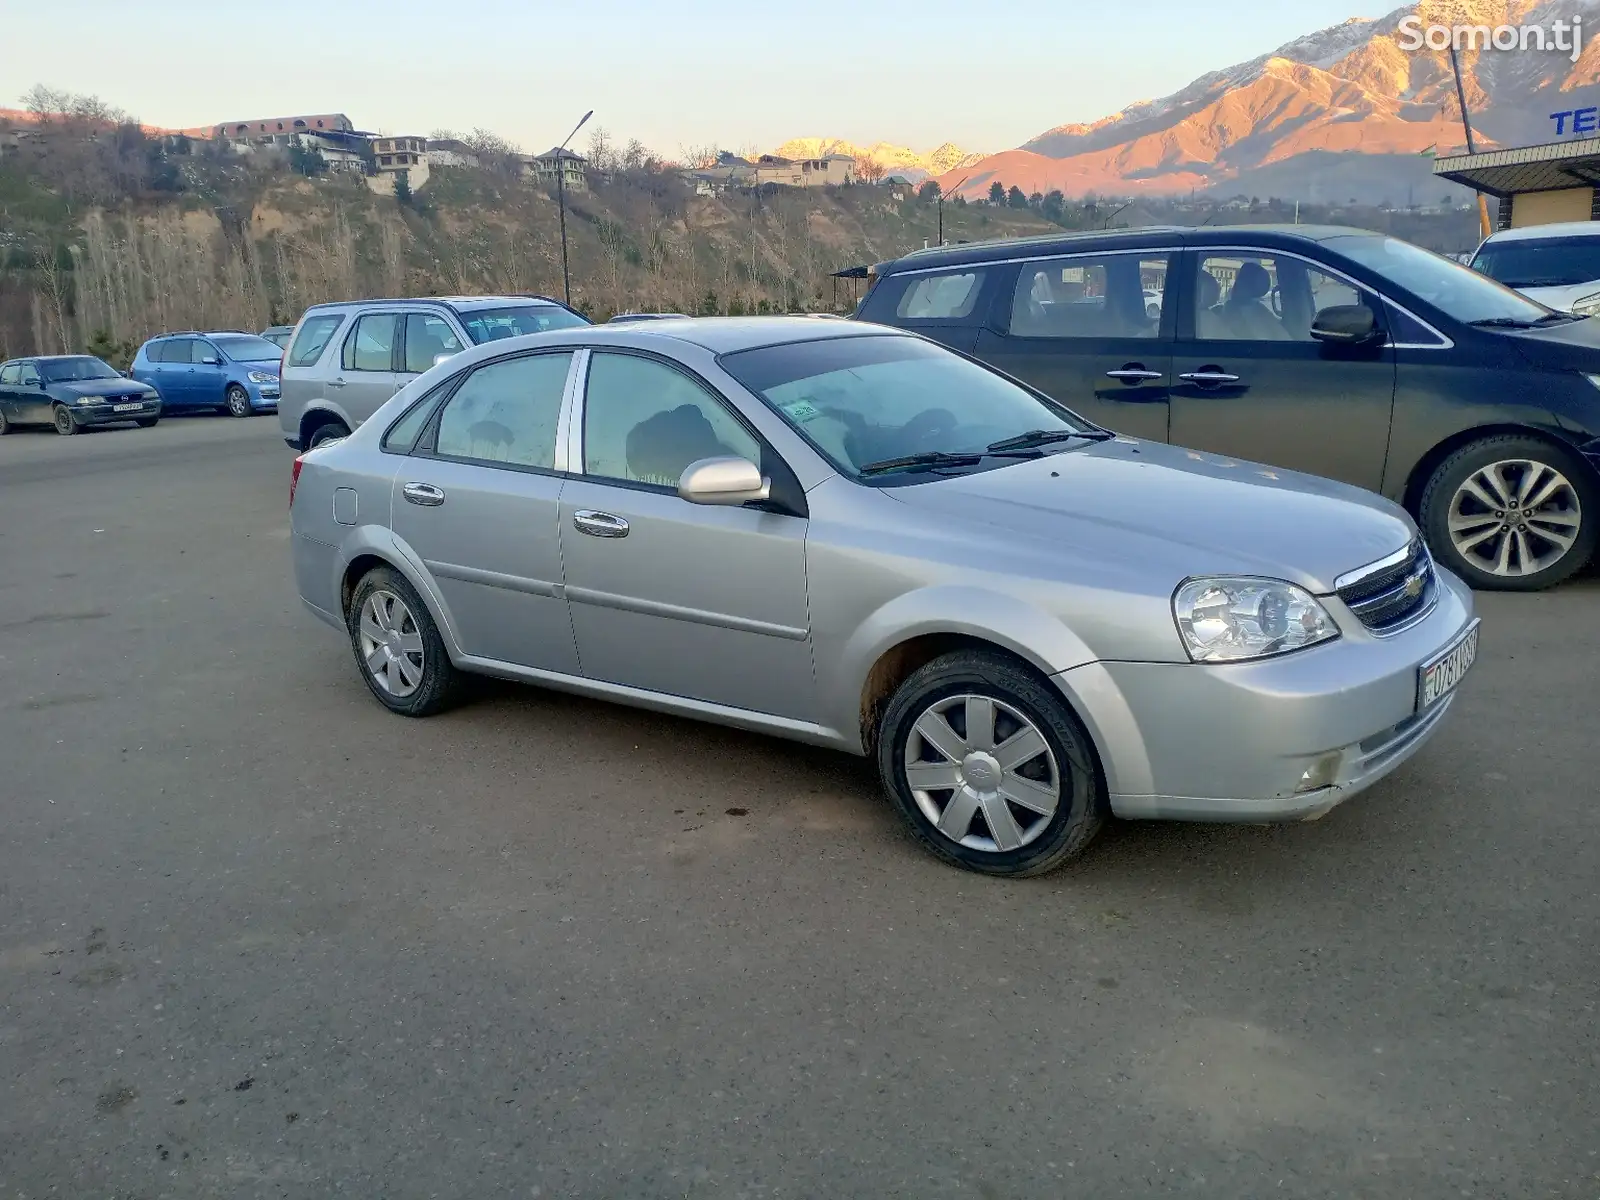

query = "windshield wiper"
[[986, 428, 1115, 452], [1470, 312, 1582, 329], [859, 451, 984, 476]]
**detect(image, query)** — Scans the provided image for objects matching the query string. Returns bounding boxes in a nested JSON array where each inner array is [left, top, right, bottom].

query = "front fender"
[[301, 399, 356, 439], [327, 524, 467, 662], [823, 584, 1098, 753]]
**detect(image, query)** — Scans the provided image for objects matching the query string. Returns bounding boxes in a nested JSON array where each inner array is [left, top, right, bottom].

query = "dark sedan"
[[859, 226, 1600, 591], [0, 355, 163, 435]]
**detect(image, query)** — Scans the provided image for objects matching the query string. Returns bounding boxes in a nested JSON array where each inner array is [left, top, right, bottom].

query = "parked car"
[[260, 325, 295, 349], [1467, 221, 1600, 315], [289, 317, 1477, 878], [130, 331, 284, 418], [278, 295, 589, 451], [857, 225, 1600, 590], [0, 355, 161, 435]]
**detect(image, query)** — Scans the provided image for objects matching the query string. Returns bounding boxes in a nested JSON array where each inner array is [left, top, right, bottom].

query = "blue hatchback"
[[130, 331, 283, 417]]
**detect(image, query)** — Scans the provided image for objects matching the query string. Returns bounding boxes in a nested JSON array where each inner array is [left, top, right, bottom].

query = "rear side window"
[[895, 271, 982, 320], [381, 380, 452, 453], [0, 364, 19, 385], [434, 353, 573, 469], [342, 314, 401, 372], [287, 314, 344, 368]]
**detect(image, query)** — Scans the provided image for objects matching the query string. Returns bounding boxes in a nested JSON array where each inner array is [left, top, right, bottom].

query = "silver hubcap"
[[358, 590, 425, 698], [229, 390, 248, 414], [903, 694, 1060, 853], [1448, 459, 1582, 578]]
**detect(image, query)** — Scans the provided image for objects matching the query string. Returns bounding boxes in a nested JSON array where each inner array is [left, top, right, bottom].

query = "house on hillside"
[[368, 135, 430, 195], [427, 138, 479, 168], [751, 153, 856, 188], [525, 147, 588, 191], [213, 113, 353, 149]]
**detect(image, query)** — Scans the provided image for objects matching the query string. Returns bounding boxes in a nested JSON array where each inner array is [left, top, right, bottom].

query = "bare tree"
[[856, 157, 886, 185], [587, 126, 614, 174]]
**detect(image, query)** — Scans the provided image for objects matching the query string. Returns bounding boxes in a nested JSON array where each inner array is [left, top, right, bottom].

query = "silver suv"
[[278, 296, 588, 450]]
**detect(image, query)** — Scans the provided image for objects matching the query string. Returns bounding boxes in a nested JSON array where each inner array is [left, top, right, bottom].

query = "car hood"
[[885, 438, 1415, 594], [1501, 311, 1600, 370], [232, 358, 281, 371], [1517, 281, 1600, 311], [65, 378, 155, 397]]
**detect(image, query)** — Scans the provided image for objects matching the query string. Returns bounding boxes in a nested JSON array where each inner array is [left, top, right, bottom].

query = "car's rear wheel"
[[225, 384, 253, 418], [1420, 434, 1597, 591], [346, 567, 459, 717], [52, 405, 79, 436], [0, 408, 10, 435], [307, 419, 349, 449], [876, 650, 1106, 877]]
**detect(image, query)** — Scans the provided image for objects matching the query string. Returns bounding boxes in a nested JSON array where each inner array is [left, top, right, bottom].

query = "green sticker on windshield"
[[781, 399, 822, 424]]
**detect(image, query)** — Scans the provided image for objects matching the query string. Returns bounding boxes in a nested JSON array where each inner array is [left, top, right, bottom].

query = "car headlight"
[[1572, 292, 1600, 316], [247, 371, 278, 385], [1172, 577, 1339, 663]]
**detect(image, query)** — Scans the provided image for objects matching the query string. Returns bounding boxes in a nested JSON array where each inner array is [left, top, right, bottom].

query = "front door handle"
[[327, 378, 347, 389], [402, 482, 445, 506], [572, 510, 630, 538], [1104, 367, 1164, 383], [1177, 371, 1241, 385]]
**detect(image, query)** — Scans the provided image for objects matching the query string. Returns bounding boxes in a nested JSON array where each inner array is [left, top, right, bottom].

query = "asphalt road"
[[1, 416, 1597, 1199]]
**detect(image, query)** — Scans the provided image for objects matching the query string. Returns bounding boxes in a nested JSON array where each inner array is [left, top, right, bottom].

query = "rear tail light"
[[290, 455, 304, 508]]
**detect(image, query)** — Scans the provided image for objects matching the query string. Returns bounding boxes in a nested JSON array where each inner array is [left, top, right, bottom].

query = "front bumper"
[[1059, 568, 1477, 823], [70, 397, 162, 424], [248, 382, 280, 410]]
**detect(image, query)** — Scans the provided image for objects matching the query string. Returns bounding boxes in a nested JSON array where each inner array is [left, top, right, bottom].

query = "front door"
[[558, 350, 815, 721], [155, 338, 202, 407], [388, 350, 580, 674], [972, 250, 1175, 441], [189, 338, 228, 409], [1167, 250, 1397, 491], [334, 312, 405, 427]]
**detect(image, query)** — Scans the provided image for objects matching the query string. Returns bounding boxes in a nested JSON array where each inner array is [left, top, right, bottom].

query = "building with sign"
[[1433, 136, 1600, 229]]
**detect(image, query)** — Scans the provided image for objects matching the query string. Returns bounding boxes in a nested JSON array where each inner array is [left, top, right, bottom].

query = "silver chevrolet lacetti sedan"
[[289, 318, 1479, 877]]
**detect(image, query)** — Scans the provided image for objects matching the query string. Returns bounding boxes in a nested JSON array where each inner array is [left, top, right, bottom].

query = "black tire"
[[52, 405, 79, 436], [225, 384, 253, 418], [307, 420, 349, 449], [135, 417, 160, 428], [1419, 433, 1598, 591], [876, 650, 1107, 877], [0, 408, 10, 435], [345, 566, 460, 717]]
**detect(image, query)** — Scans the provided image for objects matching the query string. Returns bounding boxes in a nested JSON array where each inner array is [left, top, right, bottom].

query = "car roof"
[[876, 224, 1384, 273], [593, 315, 901, 354], [302, 295, 572, 315], [1481, 221, 1600, 243]]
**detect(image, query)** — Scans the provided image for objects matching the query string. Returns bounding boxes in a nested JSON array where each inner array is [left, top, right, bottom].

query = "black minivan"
[[857, 226, 1600, 590]]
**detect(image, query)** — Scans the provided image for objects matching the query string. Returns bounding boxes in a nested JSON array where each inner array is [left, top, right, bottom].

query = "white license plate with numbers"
[[1418, 620, 1479, 709], [113, 402, 142, 412]]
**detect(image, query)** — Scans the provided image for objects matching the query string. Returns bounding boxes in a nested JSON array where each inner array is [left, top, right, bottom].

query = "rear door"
[[16, 361, 49, 422], [857, 264, 999, 354], [1167, 248, 1396, 490], [334, 312, 405, 426], [155, 339, 201, 406], [971, 249, 1175, 441]]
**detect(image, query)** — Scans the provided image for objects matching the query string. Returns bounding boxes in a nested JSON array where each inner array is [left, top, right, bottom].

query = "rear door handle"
[[402, 482, 445, 506], [328, 378, 347, 389], [1104, 368, 1164, 382], [572, 510, 629, 538], [1177, 371, 1241, 385]]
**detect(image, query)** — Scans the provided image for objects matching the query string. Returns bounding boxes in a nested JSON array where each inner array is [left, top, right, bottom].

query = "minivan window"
[[154, 339, 195, 364], [1325, 235, 1553, 325], [1470, 237, 1600, 289], [896, 271, 982, 320], [287, 314, 344, 367], [459, 305, 588, 344], [1011, 254, 1167, 339]]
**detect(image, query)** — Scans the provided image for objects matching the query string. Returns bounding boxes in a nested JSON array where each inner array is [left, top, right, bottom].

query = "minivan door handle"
[[1104, 367, 1164, 383], [1177, 370, 1241, 386], [572, 510, 630, 538], [402, 482, 445, 506]]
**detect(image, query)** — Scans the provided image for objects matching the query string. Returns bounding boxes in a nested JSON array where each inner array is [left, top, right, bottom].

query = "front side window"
[[582, 352, 761, 487], [1325, 234, 1554, 326], [19, 363, 41, 385], [1194, 254, 1378, 341], [434, 353, 573, 469], [403, 313, 465, 374], [342, 313, 400, 372], [154, 339, 196, 364], [720, 334, 1088, 482], [287, 314, 344, 368], [895, 271, 982, 320], [40, 356, 120, 382], [459, 305, 589, 344], [1009, 254, 1168, 339]]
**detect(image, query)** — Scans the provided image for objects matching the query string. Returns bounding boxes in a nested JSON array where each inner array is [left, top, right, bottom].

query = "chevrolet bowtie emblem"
[[1404, 571, 1425, 599]]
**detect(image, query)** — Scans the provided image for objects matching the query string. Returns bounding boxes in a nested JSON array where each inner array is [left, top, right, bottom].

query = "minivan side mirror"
[[200, 352, 221, 365], [677, 456, 771, 506], [1310, 304, 1380, 345]]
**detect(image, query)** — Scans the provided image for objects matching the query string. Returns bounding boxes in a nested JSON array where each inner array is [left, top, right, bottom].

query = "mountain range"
[[911, 0, 1600, 203], [769, 138, 985, 182]]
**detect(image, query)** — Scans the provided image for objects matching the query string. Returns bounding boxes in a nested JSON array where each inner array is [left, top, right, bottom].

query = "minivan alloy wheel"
[[904, 693, 1061, 852], [1447, 458, 1582, 579], [357, 589, 426, 698], [226, 384, 252, 418]]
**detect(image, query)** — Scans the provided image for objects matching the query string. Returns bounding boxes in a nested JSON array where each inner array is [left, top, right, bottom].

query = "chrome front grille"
[[1335, 539, 1436, 634]]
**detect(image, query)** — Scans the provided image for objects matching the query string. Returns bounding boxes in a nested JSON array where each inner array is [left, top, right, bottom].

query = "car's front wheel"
[[52, 405, 79, 436], [1420, 434, 1597, 591], [877, 650, 1106, 877], [135, 417, 160, 428], [346, 567, 460, 717], [225, 384, 253, 418]]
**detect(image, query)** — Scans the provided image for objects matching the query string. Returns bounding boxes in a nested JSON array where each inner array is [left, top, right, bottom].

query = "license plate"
[[1418, 619, 1480, 710], [113, 402, 142, 412]]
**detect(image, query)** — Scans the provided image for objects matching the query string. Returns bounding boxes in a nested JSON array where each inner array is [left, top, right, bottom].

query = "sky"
[[10, 0, 1383, 157]]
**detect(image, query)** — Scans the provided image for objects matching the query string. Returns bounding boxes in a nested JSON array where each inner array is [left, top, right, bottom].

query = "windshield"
[[460, 305, 589, 344], [1325, 235, 1552, 325], [213, 334, 284, 362], [1470, 238, 1600, 290], [719, 334, 1089, 482], [40, 356, 120, 382]]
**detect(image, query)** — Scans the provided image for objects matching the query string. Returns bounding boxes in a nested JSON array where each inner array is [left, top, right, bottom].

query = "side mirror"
[[1310, 304, 1380, 345], [201, 354, 221, 365], [677, 456, 771, 506], [433, 352, 457, 368]]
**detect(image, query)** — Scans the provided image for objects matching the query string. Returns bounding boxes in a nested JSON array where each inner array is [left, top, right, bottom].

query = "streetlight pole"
[[556, 109, 593, 306], [937, 176, 968, 246]]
